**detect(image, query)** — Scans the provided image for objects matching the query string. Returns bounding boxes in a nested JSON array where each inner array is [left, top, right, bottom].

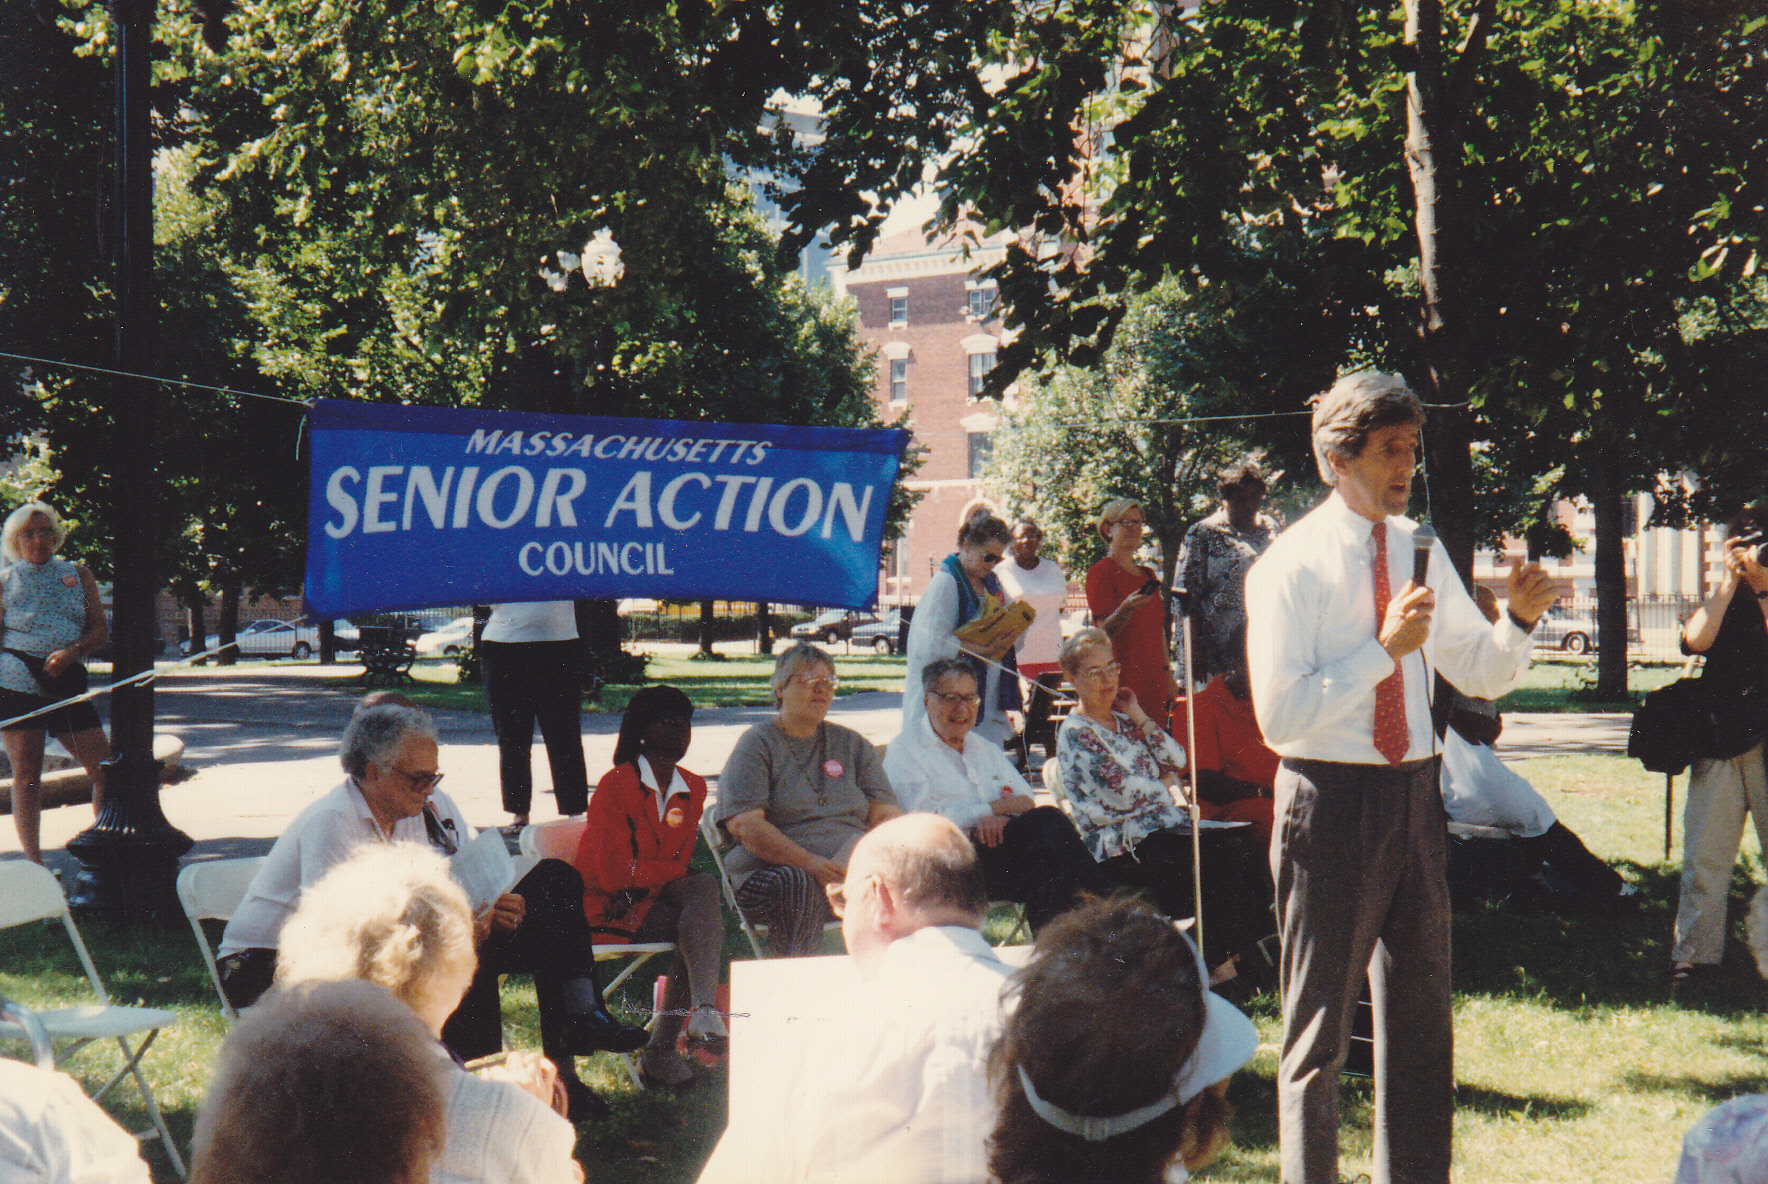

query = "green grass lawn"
[[5, 752, 1762, 1182], [329, 651, 911, 715], [1497, 660, 1685, 713]]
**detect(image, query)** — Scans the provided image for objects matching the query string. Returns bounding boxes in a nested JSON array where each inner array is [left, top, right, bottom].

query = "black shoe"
[[563, 1077, 611, 1122], [563, 1008, 650, 1055]]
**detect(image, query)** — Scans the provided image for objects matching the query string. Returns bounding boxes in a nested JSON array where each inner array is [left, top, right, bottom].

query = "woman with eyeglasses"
[[902, 509, 1024, 748], [1056, 629, 1276, 996], [714, 643, 902, 956], [574, 685, 727, 1087], [1087, 498, 1182, 730]]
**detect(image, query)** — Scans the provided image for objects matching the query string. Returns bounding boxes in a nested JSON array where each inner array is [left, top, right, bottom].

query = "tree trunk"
[[1590, 459, 1630, 701], [318, 618, 335, 665], [699, 600, 717, 658], [187, 600, 206, 667], [756, 601, 773, 655], [215, 581, 241, 667], [1402, 0, 1494, 586]]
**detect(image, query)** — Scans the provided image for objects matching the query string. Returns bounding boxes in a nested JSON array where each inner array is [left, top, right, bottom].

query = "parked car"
[[789, 609, 877, 645], [850, 610, 904, 655], [1533, 603, 1598, 654], [414, 616, 477, 656], [182, 618, 320, 659]]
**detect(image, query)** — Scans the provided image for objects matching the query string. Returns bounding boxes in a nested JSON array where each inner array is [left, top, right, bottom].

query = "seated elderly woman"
[[715, 642, 902, 956], [988, 896, 1257, 1184], [216, 700, 646, 1119], [277, 843, 583, 1184], [575, 684, 727, 1087], [884, 656, 1115, 933], [190, 978, 449, 1184], [1056, 627, 1276, 992]]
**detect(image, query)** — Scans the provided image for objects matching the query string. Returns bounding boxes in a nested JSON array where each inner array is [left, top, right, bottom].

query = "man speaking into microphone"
[[1245, 372, 1556, 1184]]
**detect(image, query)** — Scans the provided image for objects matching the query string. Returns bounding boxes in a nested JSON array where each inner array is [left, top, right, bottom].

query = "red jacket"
[[574, 761, 707, 943]]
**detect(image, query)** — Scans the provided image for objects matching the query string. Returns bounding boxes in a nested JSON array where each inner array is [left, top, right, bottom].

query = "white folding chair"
[[175, 857, 265, 1022], [699, 810, 841, 960], [0, 861, 186, 1177], [1041, 758, 1075, 819], [517, 820, 676, 1089]]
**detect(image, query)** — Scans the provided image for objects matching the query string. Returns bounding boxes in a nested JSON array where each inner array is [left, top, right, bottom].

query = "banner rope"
[[0, 640, 250, 731], [0, 350, 314, 409]]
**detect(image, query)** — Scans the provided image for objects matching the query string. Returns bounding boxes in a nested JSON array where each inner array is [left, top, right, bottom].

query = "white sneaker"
[[687, 1004, 729, 1049]]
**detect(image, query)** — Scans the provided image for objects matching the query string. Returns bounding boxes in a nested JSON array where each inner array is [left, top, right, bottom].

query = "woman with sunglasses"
[[902, 509, 1024, 748], [715, 643, 901, 957], [1087, 498, 1182, 730], [1055, 630, 1275, 997], [574, 685, 727, 1087]]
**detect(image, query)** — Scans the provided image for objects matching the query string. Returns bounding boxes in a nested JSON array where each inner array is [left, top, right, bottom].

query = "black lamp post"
[[64, 0, 196, 919]]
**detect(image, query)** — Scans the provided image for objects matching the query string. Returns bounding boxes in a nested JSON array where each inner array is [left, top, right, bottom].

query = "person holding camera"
[[1671, 508, 1768, 987], [1087, 499, 1181, 729]]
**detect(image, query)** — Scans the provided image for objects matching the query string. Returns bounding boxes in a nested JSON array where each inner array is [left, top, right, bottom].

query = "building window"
[[889, 295, 908, 327], [890, 359, 908, 404], [968, 352, 995, 399], [967, 288, 996, 321], [967, 432, 994, 479]]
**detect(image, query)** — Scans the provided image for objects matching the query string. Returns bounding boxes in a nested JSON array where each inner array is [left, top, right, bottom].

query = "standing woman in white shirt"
[[480, 601, 589, 829], [995, 517, 1069, 764]]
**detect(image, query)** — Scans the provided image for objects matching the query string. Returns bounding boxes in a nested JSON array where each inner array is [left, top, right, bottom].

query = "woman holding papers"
[[902, 509, 1025, 747], [575, 685, 728, 1088], [1055, 630, 1274, 993]]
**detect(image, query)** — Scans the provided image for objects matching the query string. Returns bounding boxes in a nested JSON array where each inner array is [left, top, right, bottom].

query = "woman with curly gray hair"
[[277, 843, 584, 1184]]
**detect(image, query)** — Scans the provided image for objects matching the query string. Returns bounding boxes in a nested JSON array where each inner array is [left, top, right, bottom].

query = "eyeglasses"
[[824, 872, 875, 919], [1076, 661, 1121, 682], [932, 691, 982, 708], [795, 675, 840, 693], [975, 550, 1006, 565], [1112, 518, 1145, 530], [389, 765, 445, 791]]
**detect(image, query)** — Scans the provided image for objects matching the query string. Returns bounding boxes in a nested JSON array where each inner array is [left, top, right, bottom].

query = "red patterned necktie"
[[1371, 521, 1409, 765]]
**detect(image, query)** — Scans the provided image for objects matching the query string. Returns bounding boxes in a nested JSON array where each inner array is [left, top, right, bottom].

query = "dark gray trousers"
[[1273, 756, 1451, 1184]]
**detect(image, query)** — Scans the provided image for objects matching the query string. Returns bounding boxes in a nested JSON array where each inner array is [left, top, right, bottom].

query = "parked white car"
[[414, 616, 477, 656], [180, 619, 359, 659]]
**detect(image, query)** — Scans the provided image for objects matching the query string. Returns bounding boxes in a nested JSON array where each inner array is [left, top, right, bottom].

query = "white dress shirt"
[[798, 926, 1012, 1184], [636, 754, 692, 822], [884, 715, 1034, 831], [1244, 491, 1532, 765], [218, 780, 475, 956]]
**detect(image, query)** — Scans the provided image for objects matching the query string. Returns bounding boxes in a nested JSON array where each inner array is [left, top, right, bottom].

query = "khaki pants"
[[1273, 757, 1452, 1184], [1674, 742, 1768, 965]]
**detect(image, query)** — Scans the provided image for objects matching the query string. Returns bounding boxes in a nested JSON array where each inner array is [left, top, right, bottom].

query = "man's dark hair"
[[921, 656, 979, 696]]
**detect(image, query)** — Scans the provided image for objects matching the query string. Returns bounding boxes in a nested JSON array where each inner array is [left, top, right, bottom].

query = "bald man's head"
[[357, 690, 419, 713], [842, 814, 989, 972]]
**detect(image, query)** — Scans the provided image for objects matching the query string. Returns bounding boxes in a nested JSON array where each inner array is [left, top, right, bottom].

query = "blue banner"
[[304, 400, 910, 615]]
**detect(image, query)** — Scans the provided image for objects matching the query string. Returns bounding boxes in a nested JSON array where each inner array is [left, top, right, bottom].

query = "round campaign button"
[[823, 759, 845, 778], [665, 805, 685, 828]]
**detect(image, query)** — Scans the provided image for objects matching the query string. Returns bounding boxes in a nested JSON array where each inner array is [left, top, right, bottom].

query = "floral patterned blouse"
[[1056, 711, 1190, 862]]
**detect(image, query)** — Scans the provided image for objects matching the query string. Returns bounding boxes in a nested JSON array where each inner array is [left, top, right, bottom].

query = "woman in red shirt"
[[575, 685, 727, 1088], [1086, 499, 1181, 729]]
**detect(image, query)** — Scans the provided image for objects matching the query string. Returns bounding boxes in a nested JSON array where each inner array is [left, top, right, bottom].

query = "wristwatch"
[[1507, 609, 1539, 633]]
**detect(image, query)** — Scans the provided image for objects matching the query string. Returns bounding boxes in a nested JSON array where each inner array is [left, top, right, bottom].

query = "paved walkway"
[[0, 664, 1636, 874]]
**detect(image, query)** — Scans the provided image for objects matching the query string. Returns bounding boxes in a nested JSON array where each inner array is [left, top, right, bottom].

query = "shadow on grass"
[[1453, 1082, 1592, 1121], [1622, 1068, 1768, 1103], [1452, 861, 1768, 1015]]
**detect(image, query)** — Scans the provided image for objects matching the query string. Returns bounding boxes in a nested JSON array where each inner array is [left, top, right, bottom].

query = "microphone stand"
[[1173, 586, 1204, 956]]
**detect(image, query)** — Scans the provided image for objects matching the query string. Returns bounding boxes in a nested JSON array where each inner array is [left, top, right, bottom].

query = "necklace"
[[780, 723, 830, 806]]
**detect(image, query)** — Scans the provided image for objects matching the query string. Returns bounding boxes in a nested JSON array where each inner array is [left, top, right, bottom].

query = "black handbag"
[[1628, 678, 1714, 775], [1, 647, 87, 702]]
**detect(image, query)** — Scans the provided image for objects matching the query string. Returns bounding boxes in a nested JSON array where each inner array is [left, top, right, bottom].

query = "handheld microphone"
[[1411, 525, 1436, 587]]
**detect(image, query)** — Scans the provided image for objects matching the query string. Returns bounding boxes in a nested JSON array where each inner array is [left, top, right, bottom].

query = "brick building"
[[832, 227, 1015, 604]]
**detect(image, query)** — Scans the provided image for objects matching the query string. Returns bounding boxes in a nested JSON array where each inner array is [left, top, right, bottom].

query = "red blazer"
[[574, 761, 707, 942]]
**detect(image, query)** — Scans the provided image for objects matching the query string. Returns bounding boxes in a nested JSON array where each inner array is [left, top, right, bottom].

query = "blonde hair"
[[190, 979, 447, 1184], [1097, 499, 1143, 543], [0, 502, 66, 563], [1059, 627, 1114, 681], [276, 843, 475, 1009]]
